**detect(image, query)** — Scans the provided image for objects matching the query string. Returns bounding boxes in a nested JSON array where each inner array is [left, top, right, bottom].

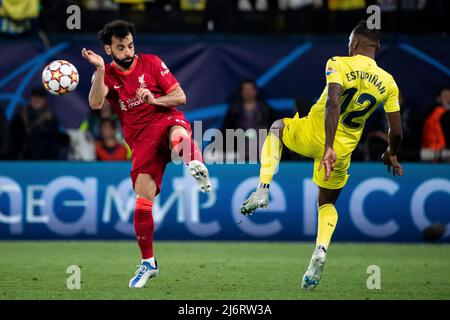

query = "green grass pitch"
[[1, 241, 449, 300]]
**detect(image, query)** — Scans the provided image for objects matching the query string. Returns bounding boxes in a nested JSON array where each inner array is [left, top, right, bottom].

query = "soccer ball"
[[42, 60, 79, 96]]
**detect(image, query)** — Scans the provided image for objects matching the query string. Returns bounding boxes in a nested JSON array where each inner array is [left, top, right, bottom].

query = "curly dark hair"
[[98, 20, 136, 45]]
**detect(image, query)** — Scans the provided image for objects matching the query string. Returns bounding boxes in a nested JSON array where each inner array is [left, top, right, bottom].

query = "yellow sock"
[[259, 133, 283, 184], [316, 204, 338, 250]]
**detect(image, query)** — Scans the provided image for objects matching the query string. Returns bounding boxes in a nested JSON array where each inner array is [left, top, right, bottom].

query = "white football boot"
[[129, 261, 158, 288], [301, 248, 327, 290], [240, 187, 269, 215], [188, 160, 212, 193]]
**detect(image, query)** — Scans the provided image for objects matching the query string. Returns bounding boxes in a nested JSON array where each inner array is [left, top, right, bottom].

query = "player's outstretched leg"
[[240, 119, 284, 215], [302, 187, 340, 290], [129, 175, 159, 288], [170, 125, 211, 193]]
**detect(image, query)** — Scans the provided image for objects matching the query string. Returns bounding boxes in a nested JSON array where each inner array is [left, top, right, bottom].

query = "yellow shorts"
[[282, 113, 350, 189]]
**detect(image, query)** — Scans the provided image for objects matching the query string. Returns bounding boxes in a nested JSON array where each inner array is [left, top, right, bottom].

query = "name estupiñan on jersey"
[[345, 70, 387, 94]]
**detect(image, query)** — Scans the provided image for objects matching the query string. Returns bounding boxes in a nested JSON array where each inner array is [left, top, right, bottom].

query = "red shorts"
[[129, 110, 191, 195]]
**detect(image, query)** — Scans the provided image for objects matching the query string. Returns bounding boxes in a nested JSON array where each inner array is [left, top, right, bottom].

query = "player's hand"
[[81, 48, 105, 69], [319, 147, 337, 181], [382, 150, 403, 177], [137, 88, 156, 104]]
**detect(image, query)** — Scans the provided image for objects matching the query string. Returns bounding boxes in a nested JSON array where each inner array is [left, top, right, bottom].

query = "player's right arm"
[[319, 57, 345, 181], [382, 78, 403, 176], [320, 83, 343, 180], [82, 48, 109, 109]]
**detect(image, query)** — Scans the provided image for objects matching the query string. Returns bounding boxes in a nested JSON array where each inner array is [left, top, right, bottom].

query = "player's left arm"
[[382, 78, 403, 176], [137, 85, 186, 108]]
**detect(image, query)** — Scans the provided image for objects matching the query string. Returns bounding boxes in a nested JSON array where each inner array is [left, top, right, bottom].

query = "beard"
[[112, 53, 134, 69]]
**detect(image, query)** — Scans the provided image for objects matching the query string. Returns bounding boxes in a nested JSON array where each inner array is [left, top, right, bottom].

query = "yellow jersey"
[[308, 54, 400, 157]]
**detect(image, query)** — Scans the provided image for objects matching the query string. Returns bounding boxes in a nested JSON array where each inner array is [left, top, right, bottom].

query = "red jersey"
[[101, 54, 180, 145]]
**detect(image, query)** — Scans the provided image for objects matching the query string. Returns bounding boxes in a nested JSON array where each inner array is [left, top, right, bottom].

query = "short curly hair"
[[352, 20, 381, 43], [98, 20, 136, 45]]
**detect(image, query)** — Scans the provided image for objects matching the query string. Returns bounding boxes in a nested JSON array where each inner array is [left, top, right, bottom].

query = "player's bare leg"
[[240, 119, 284, 215], [302, 187, 341, 290], [169, 125, 212, 193], [129, 174, 159, 288]]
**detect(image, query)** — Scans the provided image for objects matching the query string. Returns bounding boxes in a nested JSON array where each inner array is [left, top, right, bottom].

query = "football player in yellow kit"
[[240, 21, 404, 290]]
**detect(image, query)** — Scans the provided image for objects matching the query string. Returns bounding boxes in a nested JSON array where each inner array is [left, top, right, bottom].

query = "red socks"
[[134, 197, 154, 259], [170, 132, 203, 164]]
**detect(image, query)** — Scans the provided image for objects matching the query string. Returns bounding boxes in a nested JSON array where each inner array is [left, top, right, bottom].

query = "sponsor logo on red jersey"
[[118, 74, 148, 111], [160, 61, 170, 76], [120, 96, 145, 111]]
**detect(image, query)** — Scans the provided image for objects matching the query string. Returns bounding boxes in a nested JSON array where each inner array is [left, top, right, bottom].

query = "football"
[[42, 60, 79, 95]]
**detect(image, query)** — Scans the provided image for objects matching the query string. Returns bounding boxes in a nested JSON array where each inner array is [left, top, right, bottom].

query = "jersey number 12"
[[340, 88, 378, 129]]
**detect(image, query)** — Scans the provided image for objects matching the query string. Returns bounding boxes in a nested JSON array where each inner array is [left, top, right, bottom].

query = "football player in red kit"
[[82, 20, 211, 288]]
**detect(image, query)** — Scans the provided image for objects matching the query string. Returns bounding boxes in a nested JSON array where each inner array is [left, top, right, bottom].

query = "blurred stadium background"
[[0, 0, 450, 299]]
